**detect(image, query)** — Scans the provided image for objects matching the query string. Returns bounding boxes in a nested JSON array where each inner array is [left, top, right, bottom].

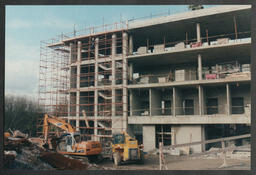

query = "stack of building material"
[[205, 74, 217, 80], [175, 70, 186, 81], [190, 42, 202, 48], [242, 64, 250, 72], [174, 42, 185, 50], [158, 77, 167, 83], [137, 46, 147, 54], [217, 38, 230, 45], [175, 69, 197, 81], [154, 44, 165, 53], [140, 76, 149, 84]]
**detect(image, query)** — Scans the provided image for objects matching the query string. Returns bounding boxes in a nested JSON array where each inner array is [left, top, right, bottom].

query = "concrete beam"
[[128, 114, 250, 124]]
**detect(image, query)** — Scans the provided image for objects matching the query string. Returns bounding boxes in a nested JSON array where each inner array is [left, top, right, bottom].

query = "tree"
[[4, 95, 43, 136]]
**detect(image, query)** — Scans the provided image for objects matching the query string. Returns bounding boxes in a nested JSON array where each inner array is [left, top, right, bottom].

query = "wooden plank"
[[163, 134, 250, 150]]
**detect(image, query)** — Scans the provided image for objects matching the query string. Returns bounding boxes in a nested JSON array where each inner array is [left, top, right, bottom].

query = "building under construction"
[[38, 5, 251, 153]]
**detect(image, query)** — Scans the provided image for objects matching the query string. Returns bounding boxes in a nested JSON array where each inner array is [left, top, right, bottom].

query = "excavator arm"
[[43, 114, 76, 141]]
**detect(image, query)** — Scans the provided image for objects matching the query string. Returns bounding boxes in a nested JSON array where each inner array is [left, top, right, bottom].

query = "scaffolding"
[[37, 20, 129, 143]]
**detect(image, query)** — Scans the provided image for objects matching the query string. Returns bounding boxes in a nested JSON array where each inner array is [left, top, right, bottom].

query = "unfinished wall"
[[143, 125, 156, 152], [172, 125, 204, 153]]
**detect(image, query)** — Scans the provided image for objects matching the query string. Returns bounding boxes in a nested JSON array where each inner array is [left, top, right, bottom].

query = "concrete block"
[[175, 70, 186, 81], [137, 46, 147, 54], [158, 77, 166, 83], [174, 42, 185, 50], [154, 44, 165, 53], [140, 76, 149, 84], [170, 148, 180, 156], [179, 147, 190, 155], [141, 111, 149, 116], [217, 38, 230, 44]]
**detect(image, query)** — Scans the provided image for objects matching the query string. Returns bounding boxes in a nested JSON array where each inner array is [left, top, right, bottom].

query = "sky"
[[5, 5, 217, 98]]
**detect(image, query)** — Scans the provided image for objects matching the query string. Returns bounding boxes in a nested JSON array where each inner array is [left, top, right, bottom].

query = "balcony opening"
[[232, 97, 244, 114], [206, 98, 218, 114]]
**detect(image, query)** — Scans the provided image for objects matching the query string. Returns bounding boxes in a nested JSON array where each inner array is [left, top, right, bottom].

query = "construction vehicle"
[[42, 114, 102, 157], [111, 131, 144, 165]]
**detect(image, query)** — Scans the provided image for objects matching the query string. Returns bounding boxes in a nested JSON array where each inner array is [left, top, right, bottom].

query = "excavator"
[[111, 131, 144, 165], [42, 114, 102, 158]]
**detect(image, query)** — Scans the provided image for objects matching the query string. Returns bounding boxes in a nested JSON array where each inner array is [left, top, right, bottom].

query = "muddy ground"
[[96, 153, 250, 170]]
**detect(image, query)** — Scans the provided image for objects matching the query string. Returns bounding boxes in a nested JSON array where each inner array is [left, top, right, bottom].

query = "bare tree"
[[5, 95, 43, 136]]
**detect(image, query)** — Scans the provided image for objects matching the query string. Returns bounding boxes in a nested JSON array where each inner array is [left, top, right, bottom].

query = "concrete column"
[[129, 63, 133, 82], [201, 125, 205, 152], [94, 38, 99, 140], [129, 35, 133, 55], [198, 85, 204, 115], [122, 32, 128, 56], [198, 54, 202, 80], [94, 89, 98, 141], [95, 38, 99, 60], [122, 32, 128, 131], [77, 41, 81, 62], [143, 125, 155, 152], [226, 83, 231, 115], [76, 42, 81, 131], [112, 89, 116, 117], [95, 38, 99, 87], [173, 87, 176, 116], [112, 34, 116, 118], [68, 43, 73, 119], [196, 23, 201, 43], [76, 91, 80, 131], [112, 34, 117, 57]]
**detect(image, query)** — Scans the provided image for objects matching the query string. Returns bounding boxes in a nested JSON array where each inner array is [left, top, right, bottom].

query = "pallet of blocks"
[[225, 72, 250, 79]]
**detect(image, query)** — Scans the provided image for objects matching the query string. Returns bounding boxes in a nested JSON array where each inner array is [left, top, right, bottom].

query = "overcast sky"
[[5, 5, 217, 98]]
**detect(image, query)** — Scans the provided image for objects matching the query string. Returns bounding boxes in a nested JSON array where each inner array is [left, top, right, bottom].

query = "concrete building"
[[39, 5, 251, 153]]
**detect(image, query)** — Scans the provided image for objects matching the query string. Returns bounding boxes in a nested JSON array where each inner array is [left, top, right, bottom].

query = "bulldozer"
[[111, 131, 144, 165], [42, 114, 102, 158]]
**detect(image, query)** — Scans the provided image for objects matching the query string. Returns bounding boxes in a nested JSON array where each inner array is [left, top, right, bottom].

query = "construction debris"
[[39, 152, 88, 170]]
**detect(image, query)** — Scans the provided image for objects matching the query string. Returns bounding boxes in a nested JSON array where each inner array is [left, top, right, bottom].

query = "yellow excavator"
[[42, 114, 102, 157], [111, 131, 144, 165]]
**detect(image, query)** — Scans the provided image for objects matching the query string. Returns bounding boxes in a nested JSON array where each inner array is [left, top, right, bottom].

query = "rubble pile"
[[39, 152, 88, 170], [4, 130, 91, 170]]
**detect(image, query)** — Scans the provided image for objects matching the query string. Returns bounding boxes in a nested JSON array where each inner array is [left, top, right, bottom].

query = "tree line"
[[5, 95, 43, 137]]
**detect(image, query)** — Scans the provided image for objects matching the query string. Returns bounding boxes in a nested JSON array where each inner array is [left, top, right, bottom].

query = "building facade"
[[39, 5, 251, 153]]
